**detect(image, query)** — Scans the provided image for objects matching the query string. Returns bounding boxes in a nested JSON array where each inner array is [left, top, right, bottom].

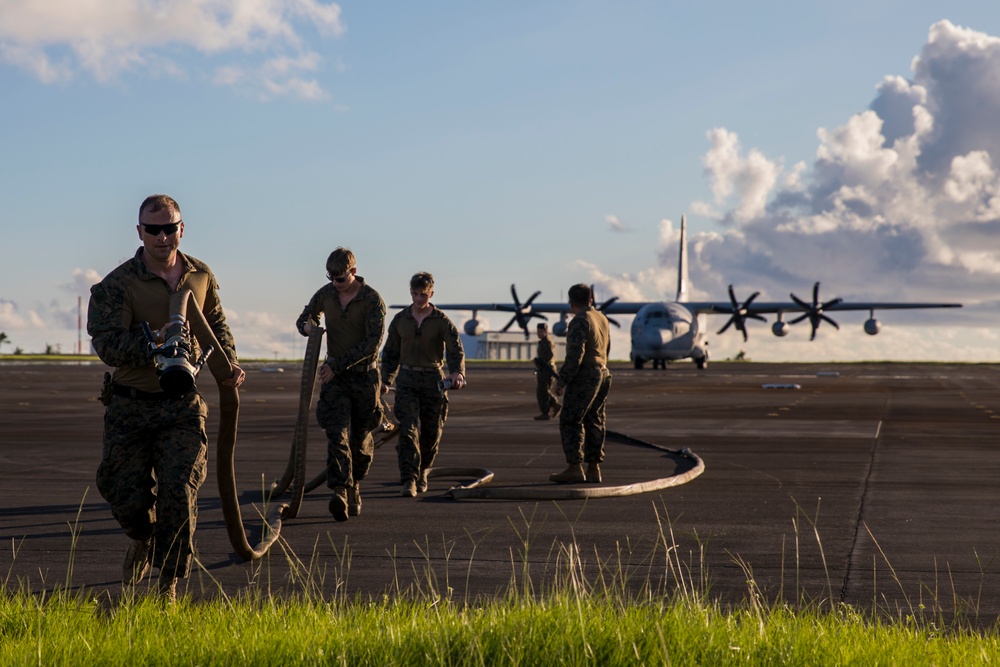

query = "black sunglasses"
[[141, 222, 181, 236], [327, 270, 354, 283]]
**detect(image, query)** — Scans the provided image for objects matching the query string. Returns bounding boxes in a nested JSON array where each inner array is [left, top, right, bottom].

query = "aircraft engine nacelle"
[[864, 318, 881, 336], [464, 319, 483, 336], [771, 321, 789, 337], [552, 321, 568, 337]]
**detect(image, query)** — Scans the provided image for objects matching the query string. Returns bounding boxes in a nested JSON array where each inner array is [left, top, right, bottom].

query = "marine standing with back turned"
[[88, 194, 245, 602], [533, 322, 561, 420], [296, 247, 386, 522], [381, 272, 466, 497], [549, 283, 612, 484]]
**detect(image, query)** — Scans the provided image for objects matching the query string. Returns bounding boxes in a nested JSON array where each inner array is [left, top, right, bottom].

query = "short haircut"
[[139, 195, 180, 222], [410, 272, 434, 292], [537, 322, 548, 331], [568, 283, 592, 307], [326, 247, 356, 278]]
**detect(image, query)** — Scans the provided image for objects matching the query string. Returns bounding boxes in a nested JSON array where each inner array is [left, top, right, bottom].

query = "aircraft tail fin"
[[676, 214, 689, 303]]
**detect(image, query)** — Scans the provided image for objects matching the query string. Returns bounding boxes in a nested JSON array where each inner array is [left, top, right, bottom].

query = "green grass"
[[3, 503, 1000, 666], [2, 590, 999, 666]]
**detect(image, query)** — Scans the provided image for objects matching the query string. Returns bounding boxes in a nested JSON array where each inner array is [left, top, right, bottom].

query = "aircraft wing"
[[401, 302, 574, 313], [684, 301, 964, 315]]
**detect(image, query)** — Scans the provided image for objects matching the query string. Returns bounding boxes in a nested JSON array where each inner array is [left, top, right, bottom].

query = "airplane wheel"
[[695, 356, 708, 370], [633, 357, 645, 370]]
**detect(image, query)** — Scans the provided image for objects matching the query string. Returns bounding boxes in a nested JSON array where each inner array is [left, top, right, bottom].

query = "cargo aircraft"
[[433, 216, 963, 369]]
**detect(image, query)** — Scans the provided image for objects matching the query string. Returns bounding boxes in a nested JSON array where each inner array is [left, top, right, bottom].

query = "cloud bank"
[[579, 20, 1000, 361], [0, 0, 344, 99]]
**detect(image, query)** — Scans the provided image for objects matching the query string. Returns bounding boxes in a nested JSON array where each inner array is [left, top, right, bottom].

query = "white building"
[[461, 331, 566, 362]]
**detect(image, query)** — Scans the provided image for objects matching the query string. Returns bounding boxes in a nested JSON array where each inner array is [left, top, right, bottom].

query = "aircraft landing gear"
[[633, 356, 645, 370], [695, 355, 708, 370]]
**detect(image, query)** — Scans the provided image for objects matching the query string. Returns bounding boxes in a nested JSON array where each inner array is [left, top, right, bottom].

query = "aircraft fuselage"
[[629, 302, 709, 369]]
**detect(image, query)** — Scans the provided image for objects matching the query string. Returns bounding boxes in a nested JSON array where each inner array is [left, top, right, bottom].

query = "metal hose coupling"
[[142, 314, 213, 398]]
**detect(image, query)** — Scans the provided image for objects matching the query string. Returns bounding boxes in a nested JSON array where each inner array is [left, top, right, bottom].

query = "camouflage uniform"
[[555, 306, 612, 465], [296, 277, 385, 488], [534, 336, 559, 416], [88, 248, 238, 580], [381, 306, 465, 483]]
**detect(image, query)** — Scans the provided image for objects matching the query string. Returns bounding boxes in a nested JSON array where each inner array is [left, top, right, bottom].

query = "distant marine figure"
[[532, 322, 560, 420], [549, 284, 612, 485]]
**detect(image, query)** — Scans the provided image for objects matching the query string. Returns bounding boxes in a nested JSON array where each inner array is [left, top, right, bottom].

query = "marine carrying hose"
[[268, 328, 402, 500], [171, 289, 286, 560]]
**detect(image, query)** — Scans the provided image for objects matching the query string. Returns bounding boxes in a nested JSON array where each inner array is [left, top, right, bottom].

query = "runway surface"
[[3, 361, 1000, 622]]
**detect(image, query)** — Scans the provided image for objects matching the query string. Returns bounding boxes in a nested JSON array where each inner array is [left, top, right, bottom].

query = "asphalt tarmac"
[[3, 361, 1000, 623]]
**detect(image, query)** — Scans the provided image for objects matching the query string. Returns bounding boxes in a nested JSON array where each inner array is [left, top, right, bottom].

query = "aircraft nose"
[[643, 329, 672, 348]]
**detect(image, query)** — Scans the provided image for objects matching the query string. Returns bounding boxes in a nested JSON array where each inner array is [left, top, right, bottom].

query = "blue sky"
[[2, 1, 1000, 362]]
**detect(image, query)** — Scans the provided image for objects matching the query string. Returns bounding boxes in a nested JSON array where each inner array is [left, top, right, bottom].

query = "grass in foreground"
[[4, 500, 1000, 665], [3, 591, 1000, 666]]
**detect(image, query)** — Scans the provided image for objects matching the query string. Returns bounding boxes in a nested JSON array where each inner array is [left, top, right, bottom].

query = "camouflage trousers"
[[558, 367, 612, 464], [535, 364, 559, 415], [393, 370, 449, 483], [97, 392, 208, 580], [316, 367, 382, 488]]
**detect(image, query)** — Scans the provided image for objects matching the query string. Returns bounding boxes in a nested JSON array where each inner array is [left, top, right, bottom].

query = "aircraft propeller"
[[789, 282, 842, 341], [592, 285, 621, 328], [499, 284, 547, 338], [716, 285, 766, 342]]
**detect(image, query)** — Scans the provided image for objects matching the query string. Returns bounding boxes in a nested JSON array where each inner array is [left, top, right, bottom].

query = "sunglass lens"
[[143, 223, 179, 236]]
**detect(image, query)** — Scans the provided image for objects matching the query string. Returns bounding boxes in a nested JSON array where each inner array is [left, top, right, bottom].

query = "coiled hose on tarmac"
[[444, 432, 704, 500]]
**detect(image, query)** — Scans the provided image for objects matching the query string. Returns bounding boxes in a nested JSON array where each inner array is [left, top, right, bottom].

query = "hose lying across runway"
[[442, 432, 704, 500]]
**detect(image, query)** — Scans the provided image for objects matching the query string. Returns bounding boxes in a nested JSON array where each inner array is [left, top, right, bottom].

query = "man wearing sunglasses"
[[87, 194, 245, 602], [296, 247, 386, 521]]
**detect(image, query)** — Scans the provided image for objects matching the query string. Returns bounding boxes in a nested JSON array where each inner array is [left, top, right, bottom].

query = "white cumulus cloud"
[[578, 20, 1000, 361], [0, 0, 344, 99]]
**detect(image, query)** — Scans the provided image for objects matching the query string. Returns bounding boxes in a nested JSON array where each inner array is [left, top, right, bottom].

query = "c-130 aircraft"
[[433, 215, 962, 369]]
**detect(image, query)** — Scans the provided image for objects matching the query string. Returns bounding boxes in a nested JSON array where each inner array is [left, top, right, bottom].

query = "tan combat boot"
[[348, 483, 362, 516], [123, 538, 151, 585], [329, 487, 349, 521], [416, 469, 430, 493], [586, 462, 602, 483], [400, 479, 417, 497], [158, 576, 177, 604], [549, 463, 585, 483]]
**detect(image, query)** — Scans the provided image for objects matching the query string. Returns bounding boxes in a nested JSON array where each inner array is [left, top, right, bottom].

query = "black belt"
[[112, 384, 187, 401], [328, 360, 378, 372], [399, 364, 442, 373]]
